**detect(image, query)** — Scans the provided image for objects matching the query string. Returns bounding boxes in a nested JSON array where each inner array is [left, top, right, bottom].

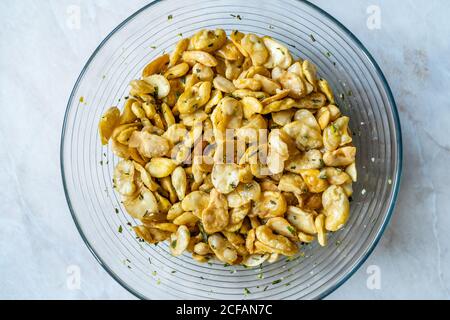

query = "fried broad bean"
[[134, 225, 171, 244], [134, 162, 159, 192], [208, 233, 238, 264], [227, 181, 261, 208], [252, 191, 287, 218], [216, 40, 243, 61], [202, 189, 229, 233], [253, 74, 281, 95], [315, 214, 327, 246], [302, 60, 318, 88], [346, 162, 357, 182], [278, 173, 308, 194], [167, 202, 183, 220], [173, 211, 198, 225], [286, 206, 317, 235], [323, 146, 356, 167], [241, 33, 269, 66], [170, 225, 191, 256], [192, 63, 214, 82], [233, 78, 262, 91], [190, 29, 227, 52], [242, 254, 269, 267], [177, 81, 212, 114], [128, 131, 170, 158], [255, 225, 298, 256], [283, 111, 323, 151], [182, 50, 218, 67], [322, 185, 350, 231], [279, 71, 308, 99], [267, 129, 290, 174], [272, 109, 295, 126], [285, 149, 323, 173], [181, 190, 210, 212], [323, 116, 352, 151], [212, 163, 240, 194], [262, 37, 293, 69], [222, 231, 248, 256], [123, 187, 159, 220], [113, 160, 136, 196], [213, 75, 236, 93], [266, 217, 298, 241], [99, 107, 120, 145], [164, 62, 190, 79], [300, 169, 329, 193], [320, 167, 352, 185], [145, 158, 177, 178], [229, 30, 248, 57], [169, 38, 189, 67], [318, 78, 335, 104], [241, 96, 263, 119], [171, 166, 187, 201], [142, 54, 169, 77]]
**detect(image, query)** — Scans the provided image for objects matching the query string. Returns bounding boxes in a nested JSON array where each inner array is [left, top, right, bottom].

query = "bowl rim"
[[60, 0, 403, 300]]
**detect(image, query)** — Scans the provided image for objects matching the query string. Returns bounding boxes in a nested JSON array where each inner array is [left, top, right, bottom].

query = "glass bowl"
[[60, 0, 402, 299]]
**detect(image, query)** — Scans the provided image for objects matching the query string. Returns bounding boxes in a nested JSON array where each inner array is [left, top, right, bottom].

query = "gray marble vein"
[[0, 0, 449, 299]]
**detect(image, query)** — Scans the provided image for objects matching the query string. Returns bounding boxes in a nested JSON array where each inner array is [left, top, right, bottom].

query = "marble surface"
[[1, 0, 449, 299]]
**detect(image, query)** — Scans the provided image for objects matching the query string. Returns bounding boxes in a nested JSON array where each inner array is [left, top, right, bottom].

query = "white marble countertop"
[[1, 0, 449, 299]]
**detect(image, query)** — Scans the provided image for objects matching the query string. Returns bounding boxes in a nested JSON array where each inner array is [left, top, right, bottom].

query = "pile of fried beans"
[[98, 29, 357, 267]]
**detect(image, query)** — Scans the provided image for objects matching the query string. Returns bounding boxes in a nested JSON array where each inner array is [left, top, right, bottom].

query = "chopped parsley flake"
[[310, 34, 316, 42], [272, 279, 282, 285], [287, 226, 296, 235], [118, 225, 123, 233], [167, 14, 173, 20], [243, 288, 251, 295]]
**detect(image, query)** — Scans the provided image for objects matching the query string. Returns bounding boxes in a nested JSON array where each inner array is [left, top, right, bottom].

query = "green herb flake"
[[99, 160, 103, 165], [151, 271, 157, 276], [177, 33, 183, 37], [243, 288, 251, 296], [118, 225, 123, 233], [269, 200, 277, 205], [263, 285, 269, 291], [114, 208, 119, 214], [156, 279, 161, 285], [150, 45, 157, 49], [171, 270, 176, 274], [287, 226, 296, 235], [309, 34, 316, 42], [171, 240, 177, 248], [167, 14, 173, 20], [79, 96, 84, 103], [257, 273, 264, 279], [272, 279, 282, 285]]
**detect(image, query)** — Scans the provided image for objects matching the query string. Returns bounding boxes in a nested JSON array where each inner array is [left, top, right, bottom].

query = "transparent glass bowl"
[[61, 0, 402, 299]]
